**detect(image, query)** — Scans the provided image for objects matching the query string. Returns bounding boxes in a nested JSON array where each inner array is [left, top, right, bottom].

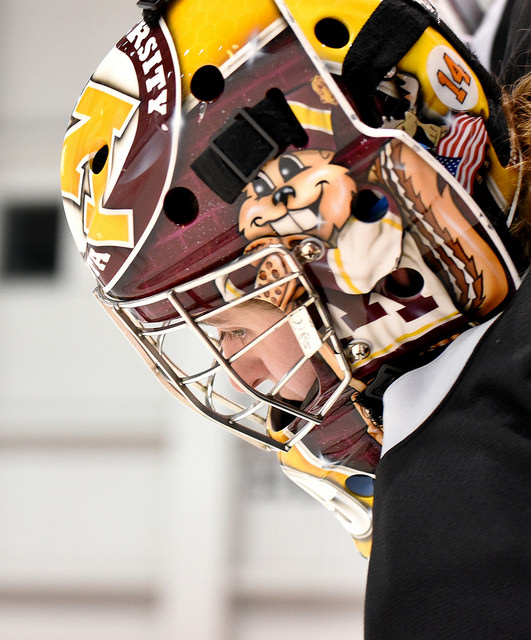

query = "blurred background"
[[0, 1, 496, 638]]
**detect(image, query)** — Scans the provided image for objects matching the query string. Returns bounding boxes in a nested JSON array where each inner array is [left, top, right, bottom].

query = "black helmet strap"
[[192, 88, 308, 203], [342, 0, 511, 165]]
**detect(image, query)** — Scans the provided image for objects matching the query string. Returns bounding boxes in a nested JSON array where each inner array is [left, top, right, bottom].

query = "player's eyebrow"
[[200, 315, 231, 327], [200, 299, 279, 328]]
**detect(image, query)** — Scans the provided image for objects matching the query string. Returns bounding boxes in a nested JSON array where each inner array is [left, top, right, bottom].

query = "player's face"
[[205, 301, 317, 402]]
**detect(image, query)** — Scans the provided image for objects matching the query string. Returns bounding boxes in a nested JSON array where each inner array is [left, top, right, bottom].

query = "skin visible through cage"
[[203, 299, 318, 402]]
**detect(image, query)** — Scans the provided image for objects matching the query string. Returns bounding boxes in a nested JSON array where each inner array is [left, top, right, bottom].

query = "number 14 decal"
[[437, 51, 471, 105]]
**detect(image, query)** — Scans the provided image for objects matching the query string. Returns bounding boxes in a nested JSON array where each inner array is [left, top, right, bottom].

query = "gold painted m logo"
[[61, 81, 139, 247]]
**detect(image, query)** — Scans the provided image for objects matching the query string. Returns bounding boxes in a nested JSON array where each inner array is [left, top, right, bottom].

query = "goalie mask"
[[61, 0, 521, 555]]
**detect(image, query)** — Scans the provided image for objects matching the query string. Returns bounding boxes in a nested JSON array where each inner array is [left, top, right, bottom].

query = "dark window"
[[2, 202, 60, 276]]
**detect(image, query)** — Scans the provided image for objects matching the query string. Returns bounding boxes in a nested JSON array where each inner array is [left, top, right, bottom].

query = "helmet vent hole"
[[190, 65, 225, 102], [91, 145, 109, 174], [163, 187, 199, 226], [351, 189, 389, 222], [384, 268, 424, 299], [314, 18, 350, 49]]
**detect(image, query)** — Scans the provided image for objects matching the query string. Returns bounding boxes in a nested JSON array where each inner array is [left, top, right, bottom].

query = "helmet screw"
[[346, 339, 372, 364], [296, 238, 325, 263]]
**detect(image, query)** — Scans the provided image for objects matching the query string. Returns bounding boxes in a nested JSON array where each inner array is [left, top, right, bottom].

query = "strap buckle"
[[210, 108, 279, 185]]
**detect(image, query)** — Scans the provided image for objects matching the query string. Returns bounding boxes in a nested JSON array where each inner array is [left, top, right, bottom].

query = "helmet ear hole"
[[351, 189, 389, 222], [91, 145, 109, 175], [384, 268, 424, 299], [163, 187, 199, 226], [314, 18, 350, 49], [190, 65, 225, 102]]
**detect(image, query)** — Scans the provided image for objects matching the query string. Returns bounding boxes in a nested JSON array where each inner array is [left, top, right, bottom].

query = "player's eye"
[[279, 154, 307, 181], [219, 328, 247, 342]]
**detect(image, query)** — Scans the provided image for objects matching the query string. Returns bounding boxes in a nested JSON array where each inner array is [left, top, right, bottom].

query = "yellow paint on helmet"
[[278, 444, 374, 557], [165, 0, 281, 96], [163, 0, 516, 206]]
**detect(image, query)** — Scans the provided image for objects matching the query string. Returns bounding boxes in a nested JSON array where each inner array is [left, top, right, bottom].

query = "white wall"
[[0, 2, 368, 639]]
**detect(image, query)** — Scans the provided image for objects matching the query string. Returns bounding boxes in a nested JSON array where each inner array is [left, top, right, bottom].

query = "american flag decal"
[[434, 114, 488, 193]]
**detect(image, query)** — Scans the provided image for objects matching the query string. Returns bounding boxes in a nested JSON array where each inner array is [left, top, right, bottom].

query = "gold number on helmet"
[[61, 82, 139, 247], [436, 52, 471, 105]]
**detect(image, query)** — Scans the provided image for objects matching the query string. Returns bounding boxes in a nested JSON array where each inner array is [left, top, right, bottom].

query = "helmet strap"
[[342, 0, 511, 165], [136, 0, 169, 27], [192, 88, 308, 203]]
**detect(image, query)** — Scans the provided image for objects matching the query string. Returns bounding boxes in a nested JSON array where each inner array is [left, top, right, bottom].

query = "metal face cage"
[[95, 244, 352, 451]]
